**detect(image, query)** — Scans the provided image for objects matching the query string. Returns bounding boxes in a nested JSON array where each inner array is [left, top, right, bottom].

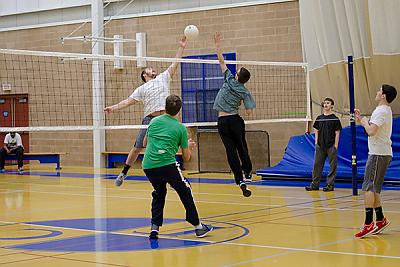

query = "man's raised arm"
[[167, 36, 187, 77], [214, 32, 227, 73]]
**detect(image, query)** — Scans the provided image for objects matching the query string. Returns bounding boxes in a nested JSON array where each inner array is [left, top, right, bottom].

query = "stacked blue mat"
[[257, 118, 400, 182]]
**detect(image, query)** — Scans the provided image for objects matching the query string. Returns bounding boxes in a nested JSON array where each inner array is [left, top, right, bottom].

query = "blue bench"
[[102, 152, 184, 169], [6, 153, 62, 170]]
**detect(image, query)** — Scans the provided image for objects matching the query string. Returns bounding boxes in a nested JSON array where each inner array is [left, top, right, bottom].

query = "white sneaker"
[[243, 172, 252, 183], [115, 172, 127, 186]]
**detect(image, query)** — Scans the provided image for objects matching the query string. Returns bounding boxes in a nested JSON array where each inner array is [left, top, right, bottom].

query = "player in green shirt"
[[143, 94, 213, 239]]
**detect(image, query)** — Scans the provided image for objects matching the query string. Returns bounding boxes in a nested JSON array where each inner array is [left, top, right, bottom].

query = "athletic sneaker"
[[243, 172, 252, 183], [322, 185, 334, 192], [17, 168, 23, 175], [195, 224, 213, 238], [305, 184, 319, 191], [115, 172, 127, 186], [240, 182, 252, 197], [354, 223, 378, 238], [149, 230, 159, 240], [373, 218, 390, 235]]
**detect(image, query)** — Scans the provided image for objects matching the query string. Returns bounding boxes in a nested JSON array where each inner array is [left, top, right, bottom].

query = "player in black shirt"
[[306, 98, 342, 192]]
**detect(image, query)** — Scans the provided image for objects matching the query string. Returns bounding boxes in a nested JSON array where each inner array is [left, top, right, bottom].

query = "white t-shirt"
[[129, 70, 171, 117], [368, 105, 393, 156], [4, 133, 23, 149]]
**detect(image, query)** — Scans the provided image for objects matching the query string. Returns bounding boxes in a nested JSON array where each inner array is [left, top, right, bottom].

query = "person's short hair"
[[140, 70, 147, 83], [237, 67, 251, 84], [382, 84, 397, 103], [323, 97, 334, 106], [165, 94, 182, 116]]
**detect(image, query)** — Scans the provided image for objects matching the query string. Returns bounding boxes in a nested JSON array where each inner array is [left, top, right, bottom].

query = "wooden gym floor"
[[1, 165, 399, 266]]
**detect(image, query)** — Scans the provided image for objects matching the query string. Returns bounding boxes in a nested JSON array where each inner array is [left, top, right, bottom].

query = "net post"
[[92, 0, 106, 169], [348, 55, 358, 196]]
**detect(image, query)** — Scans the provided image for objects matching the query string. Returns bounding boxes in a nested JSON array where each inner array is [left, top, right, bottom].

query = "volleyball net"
[[0, 49, 310, 132]]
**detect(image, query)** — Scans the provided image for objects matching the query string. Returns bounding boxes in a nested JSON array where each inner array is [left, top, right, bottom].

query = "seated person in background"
[[0, 132, 24, 174]]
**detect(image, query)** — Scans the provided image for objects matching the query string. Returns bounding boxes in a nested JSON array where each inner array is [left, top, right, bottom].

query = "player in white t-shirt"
[[354, 84, 397, 238], [0, 132, 24, 174], [104, 36, 187, 186]]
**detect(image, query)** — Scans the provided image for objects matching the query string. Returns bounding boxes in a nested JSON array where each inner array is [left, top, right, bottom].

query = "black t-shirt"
[[313, 114, 342, 148]]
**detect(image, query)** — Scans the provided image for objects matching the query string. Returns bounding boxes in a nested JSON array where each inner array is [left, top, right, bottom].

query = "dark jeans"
[[0, 147, 24, 169], [144, 163, 200, 227], [217, 114, 252, 185], [311, 145, 337, 187]]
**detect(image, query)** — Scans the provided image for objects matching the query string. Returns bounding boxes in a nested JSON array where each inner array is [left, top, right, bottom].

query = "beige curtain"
[[300, 0, 400, 123]]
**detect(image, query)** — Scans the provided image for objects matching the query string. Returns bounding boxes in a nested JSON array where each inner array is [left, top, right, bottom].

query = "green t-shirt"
[[142, 114, 188, 169], [213, 69, 256, 114]]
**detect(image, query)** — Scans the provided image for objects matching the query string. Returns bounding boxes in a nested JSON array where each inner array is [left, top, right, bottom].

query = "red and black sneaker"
[[373, 217, 390, 235], [354, 223, 378, 239]]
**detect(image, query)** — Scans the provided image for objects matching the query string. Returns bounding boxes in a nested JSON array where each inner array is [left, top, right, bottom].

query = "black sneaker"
[[323, 185, 334, 192], [240, 182, 252, 197], [243, 172, 252, 183], [195, 224, 213, 238], [305, 185, 319, 191], [149, 230, 159, 240]]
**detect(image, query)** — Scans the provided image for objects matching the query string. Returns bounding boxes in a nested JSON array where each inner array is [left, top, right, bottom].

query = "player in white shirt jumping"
[[104, 36, 187, 186]]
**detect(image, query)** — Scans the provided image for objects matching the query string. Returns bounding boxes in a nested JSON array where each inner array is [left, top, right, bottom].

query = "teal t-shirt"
[[142, 114, 188, 169], [213, 69, 256, 114]]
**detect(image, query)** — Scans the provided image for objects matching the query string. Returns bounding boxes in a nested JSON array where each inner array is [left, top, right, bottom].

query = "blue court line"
[[3, 171, 113, 178], [0, 229, 62, 240], [4, 170, 399, 190]]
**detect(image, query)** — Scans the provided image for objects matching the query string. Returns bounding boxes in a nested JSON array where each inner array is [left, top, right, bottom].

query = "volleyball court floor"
[[1, 165, 399, 266]]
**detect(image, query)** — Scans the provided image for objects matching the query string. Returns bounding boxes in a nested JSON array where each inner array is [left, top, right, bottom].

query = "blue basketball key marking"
[[3, 218, 248, 252]]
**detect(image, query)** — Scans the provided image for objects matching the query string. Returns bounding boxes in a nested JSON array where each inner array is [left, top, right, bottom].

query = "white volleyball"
[[184, 25, 199, 39]]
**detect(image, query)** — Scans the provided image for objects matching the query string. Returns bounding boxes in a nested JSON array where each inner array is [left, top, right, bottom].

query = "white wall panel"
[[0, 0, 18, 16], [0, 0, 90, 16], [62, 6, 90, 21], [38, 9, 62, 24], [16, 11, 39, 27], [0, 15, 17, 28], [16, 0, 39, 14], [38, 0, 63, 10]]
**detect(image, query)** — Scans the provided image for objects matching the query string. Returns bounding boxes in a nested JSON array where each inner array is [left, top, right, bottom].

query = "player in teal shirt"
[[143, 94, 213, 240], [213, 67, 256, 114], [213, 32, 256, 197]]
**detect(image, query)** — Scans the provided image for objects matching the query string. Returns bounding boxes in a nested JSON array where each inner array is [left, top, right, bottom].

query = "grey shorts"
[[362, 154, 392, 193], [134, 115, 155, 148]]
